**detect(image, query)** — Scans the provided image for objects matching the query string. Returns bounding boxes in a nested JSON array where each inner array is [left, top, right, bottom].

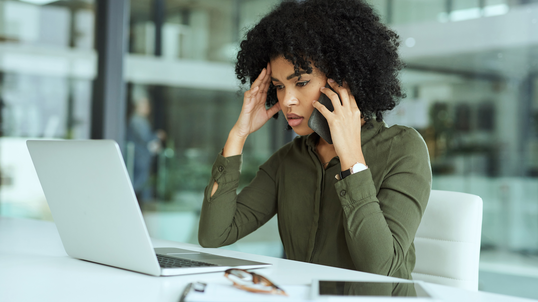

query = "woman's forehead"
[[270, 56, 322, 79]]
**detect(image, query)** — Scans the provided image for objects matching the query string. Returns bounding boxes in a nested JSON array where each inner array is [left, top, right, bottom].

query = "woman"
[[198, 0, 431, 295]]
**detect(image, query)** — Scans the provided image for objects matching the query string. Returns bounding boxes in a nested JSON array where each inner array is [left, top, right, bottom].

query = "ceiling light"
[[405, 37, 416, 48]]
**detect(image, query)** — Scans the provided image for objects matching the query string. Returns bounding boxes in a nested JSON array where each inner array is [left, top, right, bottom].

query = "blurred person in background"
[[126, 86, 166, 203]]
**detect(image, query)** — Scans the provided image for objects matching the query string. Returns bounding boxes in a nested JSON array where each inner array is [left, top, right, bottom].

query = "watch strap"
[[339, 169, 352, 180], [338, 162, 368, 180]]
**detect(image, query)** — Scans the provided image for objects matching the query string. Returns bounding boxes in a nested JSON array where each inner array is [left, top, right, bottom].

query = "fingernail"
[[328, 79, 335, 83], [312, 100, 317, 104], [320, 87, 325, 90]]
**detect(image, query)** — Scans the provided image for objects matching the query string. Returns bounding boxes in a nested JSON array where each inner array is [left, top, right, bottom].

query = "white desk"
[[0, 217, 535, 302]]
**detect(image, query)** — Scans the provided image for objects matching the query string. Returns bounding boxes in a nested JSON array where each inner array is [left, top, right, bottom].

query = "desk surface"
[[1, 216, 535, 302]]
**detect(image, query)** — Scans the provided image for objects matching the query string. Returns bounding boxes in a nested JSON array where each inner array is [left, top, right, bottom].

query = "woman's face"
[[270, 56, 327, 136]]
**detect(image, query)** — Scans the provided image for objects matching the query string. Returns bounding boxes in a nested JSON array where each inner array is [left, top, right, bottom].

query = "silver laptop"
[[26, 139, 270, 276]]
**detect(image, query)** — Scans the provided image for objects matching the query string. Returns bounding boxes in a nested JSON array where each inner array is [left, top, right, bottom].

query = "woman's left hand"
[[312, 79, 366, 170]]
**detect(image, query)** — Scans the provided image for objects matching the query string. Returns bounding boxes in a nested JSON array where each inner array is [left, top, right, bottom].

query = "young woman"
[[198, 0, 431, 295]]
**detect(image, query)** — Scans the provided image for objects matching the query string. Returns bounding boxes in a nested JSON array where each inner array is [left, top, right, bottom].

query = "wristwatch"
[[338, 162, 368, 180]]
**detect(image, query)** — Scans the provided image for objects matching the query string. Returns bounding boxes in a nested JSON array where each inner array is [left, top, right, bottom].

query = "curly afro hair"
[[235, 0, 405, 125]]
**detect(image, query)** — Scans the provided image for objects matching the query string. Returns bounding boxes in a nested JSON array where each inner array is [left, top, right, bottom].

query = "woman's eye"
[[274, 85, 284, 90], [297, 81, 310, 87]]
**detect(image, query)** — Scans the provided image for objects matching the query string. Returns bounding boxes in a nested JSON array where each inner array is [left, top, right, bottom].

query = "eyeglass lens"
[[226, 269, 276, 291]]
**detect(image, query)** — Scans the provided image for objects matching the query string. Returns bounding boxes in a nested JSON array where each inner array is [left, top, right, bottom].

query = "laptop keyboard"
[[156, 254, 218, 268]]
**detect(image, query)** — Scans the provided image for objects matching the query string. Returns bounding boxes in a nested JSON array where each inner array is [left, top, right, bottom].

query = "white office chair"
[[412, 190, 483, 291]]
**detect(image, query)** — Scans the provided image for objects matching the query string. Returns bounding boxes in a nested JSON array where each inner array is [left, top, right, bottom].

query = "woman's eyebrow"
[[271, 71, 307, 82], [286, 71, 306, 80]]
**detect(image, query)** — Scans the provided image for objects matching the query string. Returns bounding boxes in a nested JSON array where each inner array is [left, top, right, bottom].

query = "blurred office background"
[[0, 0, 537, 299]]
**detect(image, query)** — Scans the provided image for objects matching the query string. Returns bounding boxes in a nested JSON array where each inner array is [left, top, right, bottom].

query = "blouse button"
[[340, 190, 347, 197], [218, 166, 224, 172]]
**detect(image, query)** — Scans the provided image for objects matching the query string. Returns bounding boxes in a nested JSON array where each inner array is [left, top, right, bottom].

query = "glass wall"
[[372, 0, 538, 298], [125, 0, 287, 256], [0, 0, 95, 219]]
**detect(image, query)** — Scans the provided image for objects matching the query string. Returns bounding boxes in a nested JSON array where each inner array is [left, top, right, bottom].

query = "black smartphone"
[[311, 280, 435, 298], [308, 84, 336, 144]]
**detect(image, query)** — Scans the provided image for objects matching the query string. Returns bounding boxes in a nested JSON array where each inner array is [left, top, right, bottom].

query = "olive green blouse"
[[198, 119, 431, 294]]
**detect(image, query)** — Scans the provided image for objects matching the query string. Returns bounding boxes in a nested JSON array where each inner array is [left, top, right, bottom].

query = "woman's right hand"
[[217, 63, 281, 193], [231, 63, 281, 139]]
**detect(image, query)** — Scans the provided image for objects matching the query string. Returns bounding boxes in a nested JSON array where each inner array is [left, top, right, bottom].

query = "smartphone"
[[308, 84, 336, 144], [310, 280, 438, 300]]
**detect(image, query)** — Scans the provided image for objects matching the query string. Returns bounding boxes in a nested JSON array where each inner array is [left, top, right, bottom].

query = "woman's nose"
[[282, 91, 299, 107]]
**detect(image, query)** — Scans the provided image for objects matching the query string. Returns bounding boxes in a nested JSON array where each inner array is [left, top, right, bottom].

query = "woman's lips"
[[287, 114, 304, 127]]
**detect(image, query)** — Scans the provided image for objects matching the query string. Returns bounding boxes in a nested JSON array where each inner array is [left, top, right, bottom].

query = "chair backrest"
[[412, 190, 483, 291]]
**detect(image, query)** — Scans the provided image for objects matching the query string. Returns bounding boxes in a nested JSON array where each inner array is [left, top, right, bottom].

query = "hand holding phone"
[[308, 84, 337, 144]]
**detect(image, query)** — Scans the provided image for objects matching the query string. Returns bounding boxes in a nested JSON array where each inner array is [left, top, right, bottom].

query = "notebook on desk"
[[26, 139, 270, 276]]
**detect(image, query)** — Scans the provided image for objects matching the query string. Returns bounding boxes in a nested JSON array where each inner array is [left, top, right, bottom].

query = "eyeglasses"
[[224, 268, 288, 296]]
